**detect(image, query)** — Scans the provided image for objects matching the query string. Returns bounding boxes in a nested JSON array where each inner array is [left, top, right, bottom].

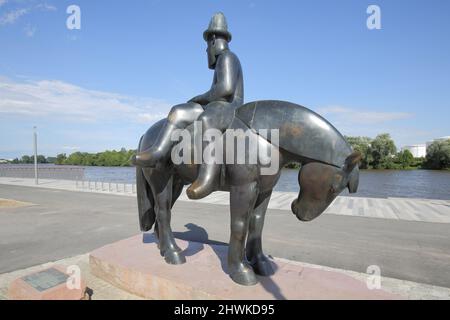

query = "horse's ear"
[[344, 151, 362, 173]]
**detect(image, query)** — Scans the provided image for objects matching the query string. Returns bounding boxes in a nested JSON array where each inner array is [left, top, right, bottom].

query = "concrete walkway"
[[1, 177, 449, 224], [1, 184, 449, 290]]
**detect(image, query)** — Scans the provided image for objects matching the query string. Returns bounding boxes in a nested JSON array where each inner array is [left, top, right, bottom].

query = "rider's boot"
[[186, 141, 221, 200], [132, 122, 179, 167]]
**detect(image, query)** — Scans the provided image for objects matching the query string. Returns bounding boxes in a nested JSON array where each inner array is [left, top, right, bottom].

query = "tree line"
[[55, 148, 135, 166], [7, 149, 135, 167], [345, 134, 450, 170], [9, 155, 56, 164], [5, 136, 450, 170]]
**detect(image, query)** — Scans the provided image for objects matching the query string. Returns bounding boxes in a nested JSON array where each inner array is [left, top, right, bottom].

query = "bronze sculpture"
[[133, 12, 243, 200], [133, 13, 361, 286]]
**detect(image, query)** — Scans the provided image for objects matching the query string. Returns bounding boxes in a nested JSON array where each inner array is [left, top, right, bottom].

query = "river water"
[[82, 166, 450, 200], [2, 164, 449, 200]]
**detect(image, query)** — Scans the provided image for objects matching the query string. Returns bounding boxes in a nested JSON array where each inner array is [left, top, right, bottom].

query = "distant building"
[[402, 144, 426, 158], [426, 136, 450, 149]]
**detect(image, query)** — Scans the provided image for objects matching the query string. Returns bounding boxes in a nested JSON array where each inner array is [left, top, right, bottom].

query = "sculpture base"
[[8, 265, 86, 300], [89, 234, 400, 300]]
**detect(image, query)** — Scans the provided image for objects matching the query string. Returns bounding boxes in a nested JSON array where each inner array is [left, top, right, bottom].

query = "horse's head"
[[291, 151, 361, 222]]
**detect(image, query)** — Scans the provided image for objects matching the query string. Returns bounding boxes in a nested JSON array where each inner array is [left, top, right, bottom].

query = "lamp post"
[[33, 126, 38, 185]]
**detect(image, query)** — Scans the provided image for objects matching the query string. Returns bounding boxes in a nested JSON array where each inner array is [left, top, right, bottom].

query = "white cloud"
[[136, 112, 167, 123], [317, 105, 413, 124], [24, 24, 36, 37], [0, 7, 29, 25], [62, 146, 80, 151], [0, 76, 172, 123], [36, 3, 56, 11], [0, 2, 57, 26]]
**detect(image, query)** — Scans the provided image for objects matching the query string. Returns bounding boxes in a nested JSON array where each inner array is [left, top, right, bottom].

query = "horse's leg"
[[151, 174, 186, 265], [246, 190, 274, 276], [228, 182, 259, 286], [171, 176, 184, 208]]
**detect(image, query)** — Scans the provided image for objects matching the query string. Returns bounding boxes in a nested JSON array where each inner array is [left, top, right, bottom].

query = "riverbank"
[[1, 177, 449, 224], [2, 164, 450, 199]]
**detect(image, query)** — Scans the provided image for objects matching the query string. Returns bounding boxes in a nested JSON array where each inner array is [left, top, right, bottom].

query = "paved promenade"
[[1, 184, 449, 291], [1, 177, 449, 223]]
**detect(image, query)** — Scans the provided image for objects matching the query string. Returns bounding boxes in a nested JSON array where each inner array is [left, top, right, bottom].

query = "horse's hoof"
[[163, 249, 186, 265], [251, 256, 275, 277], [229, 265, 258, 286]]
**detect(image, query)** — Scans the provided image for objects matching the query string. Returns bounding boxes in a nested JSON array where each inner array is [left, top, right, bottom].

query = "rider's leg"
[[187, 102, 235, 199], [133, 102, 203, 167]]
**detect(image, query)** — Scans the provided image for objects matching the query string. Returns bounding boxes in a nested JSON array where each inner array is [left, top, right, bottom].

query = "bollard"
[[109, 182, 111, 192]]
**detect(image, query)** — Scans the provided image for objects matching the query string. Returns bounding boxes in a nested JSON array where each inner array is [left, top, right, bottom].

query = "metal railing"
[[0, 165, 84, 180], [75, 178, 136, 194], [0, 165, 137, 194]]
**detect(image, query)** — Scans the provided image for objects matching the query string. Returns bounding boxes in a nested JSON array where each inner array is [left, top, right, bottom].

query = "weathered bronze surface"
[[133, 13, 360, 286]]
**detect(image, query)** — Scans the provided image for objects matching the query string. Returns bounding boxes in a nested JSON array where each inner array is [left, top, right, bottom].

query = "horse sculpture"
[[135, 100, 360, 286]]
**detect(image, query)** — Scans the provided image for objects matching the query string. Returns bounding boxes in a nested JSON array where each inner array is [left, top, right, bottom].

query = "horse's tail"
[[136, 137, 156, 232]]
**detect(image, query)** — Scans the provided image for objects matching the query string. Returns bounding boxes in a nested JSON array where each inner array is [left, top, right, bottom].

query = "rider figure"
[[132, 12, 244, 200]]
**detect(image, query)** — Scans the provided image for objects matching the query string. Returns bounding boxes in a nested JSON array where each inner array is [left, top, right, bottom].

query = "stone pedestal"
[[89, 234, 401, 300], [8, 265, 86, 300]]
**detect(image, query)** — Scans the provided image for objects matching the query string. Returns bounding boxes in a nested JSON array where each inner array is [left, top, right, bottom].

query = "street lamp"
[[33, 126, 38, 185]]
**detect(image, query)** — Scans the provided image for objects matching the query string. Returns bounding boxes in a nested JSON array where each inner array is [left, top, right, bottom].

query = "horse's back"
[[235, 100, 352, 167]]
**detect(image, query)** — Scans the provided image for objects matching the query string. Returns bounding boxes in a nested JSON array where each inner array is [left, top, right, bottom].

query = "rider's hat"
[[203, 12, 232, 42]]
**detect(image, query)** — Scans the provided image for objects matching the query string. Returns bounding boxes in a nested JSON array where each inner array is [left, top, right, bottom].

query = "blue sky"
[[0, 0, 449, 159]]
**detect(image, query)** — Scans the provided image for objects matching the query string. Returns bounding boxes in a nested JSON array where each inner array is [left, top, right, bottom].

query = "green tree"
[[55, 153, 67, 165], [396, 149, 414, 169], [21, 155, 32, 164], [411, 157, 425, 168], [345, 136, 373, 169], [424, 139, 450, 169], [370, 133, 397, 169], [46, 157, 56, 163], [65, 152, 84, 165], [36, 155, 47, 164], [50, 148, 142, 167]]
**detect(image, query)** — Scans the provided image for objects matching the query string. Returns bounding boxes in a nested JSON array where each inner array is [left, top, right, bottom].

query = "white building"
[[426, 136, 450, 148], [402, 144, 427, 158]]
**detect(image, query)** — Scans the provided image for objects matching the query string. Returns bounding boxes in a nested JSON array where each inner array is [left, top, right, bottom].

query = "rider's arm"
[[189, 53, 238, 104]]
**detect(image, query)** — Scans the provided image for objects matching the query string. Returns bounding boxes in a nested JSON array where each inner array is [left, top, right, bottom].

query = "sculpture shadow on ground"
[[172, 223, 286, 299]]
